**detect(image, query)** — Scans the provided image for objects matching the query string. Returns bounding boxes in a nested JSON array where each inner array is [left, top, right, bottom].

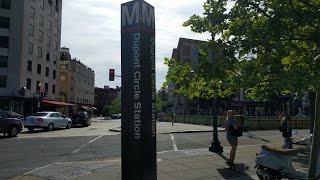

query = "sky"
[[61, 0, 211, 90]]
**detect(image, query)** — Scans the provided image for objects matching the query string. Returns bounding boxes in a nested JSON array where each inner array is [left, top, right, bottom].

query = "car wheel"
[[28, 127, 34, 132], [7, 126, 19, 137], [83, 120, 89, 127], [66, 122, 71, 129], [47, 123, 54, 131]]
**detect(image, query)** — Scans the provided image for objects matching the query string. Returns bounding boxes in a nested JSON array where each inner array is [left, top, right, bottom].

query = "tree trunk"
[[308, 92, 319, 180]]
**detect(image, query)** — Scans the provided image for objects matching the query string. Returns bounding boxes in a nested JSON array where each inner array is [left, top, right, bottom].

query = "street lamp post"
[[209, 99, 223, 153], [204, 12, 224, 153], [209, 82, 223, 153]]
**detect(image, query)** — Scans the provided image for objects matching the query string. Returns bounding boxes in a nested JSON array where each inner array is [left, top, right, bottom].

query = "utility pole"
[[308, 92, 320, 180]]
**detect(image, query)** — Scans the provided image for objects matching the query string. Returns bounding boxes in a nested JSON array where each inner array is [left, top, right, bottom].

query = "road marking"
[[24, 164, 53, 175], [170, 133, 178, 151], [157, 143, 282, 154], [72, 135, 104, 154]]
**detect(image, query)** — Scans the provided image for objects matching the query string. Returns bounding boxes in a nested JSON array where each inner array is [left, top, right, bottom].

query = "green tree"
[[102, 104, 109, 116], [168, 0, 320, 178], [156, 87, 170, 112], [108, 97, 121, 114]]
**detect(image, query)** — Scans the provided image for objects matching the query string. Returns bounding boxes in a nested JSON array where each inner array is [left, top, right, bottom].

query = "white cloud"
[[61, 0, 210, 90]]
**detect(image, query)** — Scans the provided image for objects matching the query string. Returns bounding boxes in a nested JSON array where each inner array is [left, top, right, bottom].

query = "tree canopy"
[[108, 97, 121, 114], [165, 0, 320, 101]]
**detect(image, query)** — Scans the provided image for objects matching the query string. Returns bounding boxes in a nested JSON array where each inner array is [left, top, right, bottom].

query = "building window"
[[30, 7, 35, 19], [47, 35, 50, 47], [45, 83, 48, 91], [1, 0, 11, 10], [0, 17, 10, 29], [52, 85, 56, 94], [37, 64, 41, 74], [55, 0, 59, 11], [0, 56, 8, 67], [46, 53, 50, 61], [29, 24, 34, 36], [53, 69, 56, 79], [36, 81, 40, 91], [47, 20, 51, 31], [54, 26, 58, 36], [39, 14, 43, 26], [60, 75, 65, 81], [53, 55, 57, 64], [0, 75, 7, 88], [28, 42, 33, 54], [48, 0, 53, 5], [49, 4, 52, 15], [45, 67, 49, 77], [40, 0, 44, 9], [26, 78, 31, 90], [54, 40, 57, 50], [27, 60, 32, 71], [39, 30, 43, 42], [0, 36, 8, 48], [38, 47, 42, 58]]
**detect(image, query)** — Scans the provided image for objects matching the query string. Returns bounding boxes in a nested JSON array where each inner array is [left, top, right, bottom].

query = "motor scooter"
[[255, 144, 320, 180]]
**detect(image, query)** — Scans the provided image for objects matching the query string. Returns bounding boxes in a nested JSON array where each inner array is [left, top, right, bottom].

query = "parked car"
[[0, 110, 23, 137], [72, 111, 91, 127], [24, 112, 72, 132], [4, 111, 24, 122]]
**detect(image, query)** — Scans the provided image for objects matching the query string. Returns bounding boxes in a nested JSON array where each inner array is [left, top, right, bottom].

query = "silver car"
[[24, 112, 72, 132]]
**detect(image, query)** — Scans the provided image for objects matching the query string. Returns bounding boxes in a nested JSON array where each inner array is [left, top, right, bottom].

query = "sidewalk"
[[109, 121, 225, 134], [11, 143, 309, 180]]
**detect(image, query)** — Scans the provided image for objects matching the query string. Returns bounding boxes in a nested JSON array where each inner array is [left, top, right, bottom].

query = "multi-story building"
[[94, 86, 121, 116], [168, 38, 205, 114], [0, 0, 62, 115], [59, 47, 95, 108]]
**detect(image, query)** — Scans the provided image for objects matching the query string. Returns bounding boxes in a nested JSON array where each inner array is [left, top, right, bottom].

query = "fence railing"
[[158, 114, 310, 130]]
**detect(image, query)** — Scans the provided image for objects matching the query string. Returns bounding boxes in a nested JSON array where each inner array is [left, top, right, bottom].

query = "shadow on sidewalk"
[[216, 153, 254, 179], [244, 131, 270, 142], [217, 163, 253, 179]]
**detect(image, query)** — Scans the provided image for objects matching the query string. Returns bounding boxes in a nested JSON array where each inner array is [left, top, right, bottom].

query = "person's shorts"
[[227, 134, 238, 146]]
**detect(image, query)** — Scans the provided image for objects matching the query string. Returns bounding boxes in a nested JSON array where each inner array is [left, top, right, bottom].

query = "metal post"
[[209, 93, 223, 153]]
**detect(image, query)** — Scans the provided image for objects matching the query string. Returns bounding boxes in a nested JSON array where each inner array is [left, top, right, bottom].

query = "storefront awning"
[[42, 100, 75, 106]]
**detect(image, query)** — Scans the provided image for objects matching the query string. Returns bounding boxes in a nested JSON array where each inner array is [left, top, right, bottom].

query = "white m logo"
[[121, 1, 155, 28]]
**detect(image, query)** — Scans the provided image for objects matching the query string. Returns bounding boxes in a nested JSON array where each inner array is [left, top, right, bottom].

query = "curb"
[[109, 127, 121, 132]]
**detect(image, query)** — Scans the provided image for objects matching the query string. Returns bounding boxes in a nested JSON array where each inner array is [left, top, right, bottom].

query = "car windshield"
[[77, 112, 87, 117], [5, 111, 21, 117], [31, 112, 48, 117]]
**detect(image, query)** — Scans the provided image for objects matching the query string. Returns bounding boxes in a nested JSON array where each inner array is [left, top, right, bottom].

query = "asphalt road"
[[0, 119, 310, 180]]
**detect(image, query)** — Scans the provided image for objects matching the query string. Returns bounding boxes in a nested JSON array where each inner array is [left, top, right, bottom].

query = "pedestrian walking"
[[172, 112, 175, 126], [225, 110, 240, 170], [279, 112, 292, 149]]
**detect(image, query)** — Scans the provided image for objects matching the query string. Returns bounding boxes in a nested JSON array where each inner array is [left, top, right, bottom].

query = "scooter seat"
[[261, 145, 298, 156]]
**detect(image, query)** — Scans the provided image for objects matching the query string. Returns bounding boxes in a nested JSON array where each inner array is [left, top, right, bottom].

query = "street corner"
[[109, 126, 121, 132]]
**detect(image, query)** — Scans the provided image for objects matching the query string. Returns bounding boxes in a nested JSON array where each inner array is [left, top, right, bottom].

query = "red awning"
[[42, 100, 75, 106]]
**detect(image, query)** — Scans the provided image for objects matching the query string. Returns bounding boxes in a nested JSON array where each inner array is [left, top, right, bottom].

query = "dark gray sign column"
[[121, 0, 156, 179]]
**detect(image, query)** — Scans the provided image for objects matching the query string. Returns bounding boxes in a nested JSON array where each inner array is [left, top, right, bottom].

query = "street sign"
[[121, 0, 156, 179]]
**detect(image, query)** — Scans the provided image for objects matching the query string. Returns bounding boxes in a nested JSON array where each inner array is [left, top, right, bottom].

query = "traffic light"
[[109, 69, 115, 81]]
